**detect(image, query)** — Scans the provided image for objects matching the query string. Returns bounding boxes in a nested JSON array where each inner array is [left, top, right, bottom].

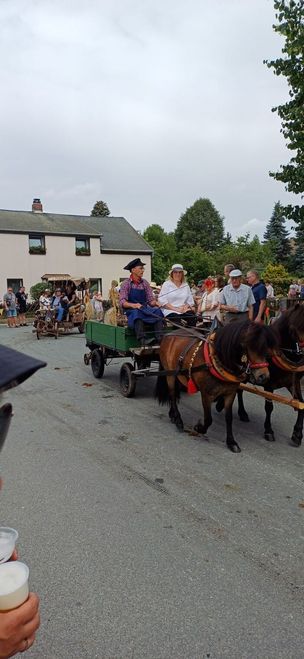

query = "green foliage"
[[175, 198, 224, 252], [30, 282, 48, 300], [178, 246, 216, 281], [143, 224, 177, 283], [263, 201, 291, 261], [213, 234, 273, 274], [90, 200, 110, 216], [264, 0, 304, 227], [262, 262, 291, 295]]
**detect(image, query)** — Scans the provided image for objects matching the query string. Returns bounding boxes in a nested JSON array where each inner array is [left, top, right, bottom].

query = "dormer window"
[[29, 234, 46, 254]]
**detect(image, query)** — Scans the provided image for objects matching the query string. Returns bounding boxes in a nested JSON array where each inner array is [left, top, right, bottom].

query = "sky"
[[0, 0, 300, 239]]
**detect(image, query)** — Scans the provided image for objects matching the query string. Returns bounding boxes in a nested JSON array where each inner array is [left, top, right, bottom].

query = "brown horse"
[[155, 320, 276, 453], [237, 303, 304, 446]]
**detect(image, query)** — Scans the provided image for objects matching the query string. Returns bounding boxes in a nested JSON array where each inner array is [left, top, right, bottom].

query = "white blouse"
[[159, 280, 194, 317], [200, 288, 221, 319]]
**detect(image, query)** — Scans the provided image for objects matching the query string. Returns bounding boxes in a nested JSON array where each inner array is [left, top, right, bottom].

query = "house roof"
[[0, 209, 153, 253]]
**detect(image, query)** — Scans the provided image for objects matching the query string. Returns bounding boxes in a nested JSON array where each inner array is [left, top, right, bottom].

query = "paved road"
[[1, 326, 304, 659]]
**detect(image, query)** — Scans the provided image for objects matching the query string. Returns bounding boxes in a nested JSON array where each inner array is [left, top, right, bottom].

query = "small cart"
[[84, 321, 166, 397]]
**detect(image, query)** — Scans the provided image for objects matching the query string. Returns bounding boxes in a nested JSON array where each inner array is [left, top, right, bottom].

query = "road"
[[1, 325, 304, 659]]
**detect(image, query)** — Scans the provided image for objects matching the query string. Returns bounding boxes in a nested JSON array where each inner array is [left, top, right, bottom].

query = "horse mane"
[[214, 320, 276, 372], [272, 303, 304, 342]]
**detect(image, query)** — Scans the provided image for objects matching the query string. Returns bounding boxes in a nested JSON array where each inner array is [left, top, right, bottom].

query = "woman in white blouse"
[[159, 264, 196, 326]]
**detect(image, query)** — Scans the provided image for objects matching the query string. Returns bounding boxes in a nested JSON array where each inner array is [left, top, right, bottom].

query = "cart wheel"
[[83, 353, 90, 366], [78, 321, 85, 333], [120, 362, 136, 398], [91, 349, 105, 378]]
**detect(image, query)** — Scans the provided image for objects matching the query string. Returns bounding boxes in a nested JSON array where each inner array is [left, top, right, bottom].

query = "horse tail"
[[155, 359, 181, 405]]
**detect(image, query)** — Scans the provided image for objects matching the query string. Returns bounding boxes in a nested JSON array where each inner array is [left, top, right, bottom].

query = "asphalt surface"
[[0, 325, 304, 659]]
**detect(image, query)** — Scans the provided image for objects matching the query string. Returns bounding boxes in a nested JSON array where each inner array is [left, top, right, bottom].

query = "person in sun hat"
[[158, 264, 196, 327], [119, 258, 164, 345], [0, 345, 46, 657], [219, 269, 255, 323]]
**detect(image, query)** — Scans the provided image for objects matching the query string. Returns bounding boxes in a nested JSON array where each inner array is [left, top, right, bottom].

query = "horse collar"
[[204, 336, 246, 383]]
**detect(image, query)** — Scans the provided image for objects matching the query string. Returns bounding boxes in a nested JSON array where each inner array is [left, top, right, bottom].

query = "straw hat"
[[169, 263, 187, 275]]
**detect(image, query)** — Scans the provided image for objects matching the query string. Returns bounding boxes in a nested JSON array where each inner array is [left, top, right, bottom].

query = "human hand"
[[0, 592, 40, 658], [134, 303, 142, 309]]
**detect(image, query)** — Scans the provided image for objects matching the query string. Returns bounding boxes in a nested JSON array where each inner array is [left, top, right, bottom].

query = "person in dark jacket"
[[16, 286, 28, 326]]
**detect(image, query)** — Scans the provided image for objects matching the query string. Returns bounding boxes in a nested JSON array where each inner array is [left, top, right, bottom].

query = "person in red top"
[[119, 258, 164, 345]]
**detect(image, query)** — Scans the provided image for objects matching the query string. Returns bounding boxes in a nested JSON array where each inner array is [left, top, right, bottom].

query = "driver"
[[119, 258, 164, 345]]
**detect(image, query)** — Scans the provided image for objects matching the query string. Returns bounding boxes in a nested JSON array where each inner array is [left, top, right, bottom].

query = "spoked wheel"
[[120, 362, 136, 398], [36, 320, 45, 340], [78, 321, 85, 333], [83, 353, 91, 366], [91, 349, 105, 378]]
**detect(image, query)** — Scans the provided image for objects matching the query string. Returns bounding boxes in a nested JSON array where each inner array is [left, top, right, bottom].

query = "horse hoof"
[[228, 443, 241, 453], [264, 432, 275, 442], [239, 413, 250, 423], [194, 422, 204, 434], [290, 434, 302, 447]]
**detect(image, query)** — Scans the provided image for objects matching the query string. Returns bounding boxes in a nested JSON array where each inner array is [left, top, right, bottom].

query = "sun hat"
[[169, 263, 187, 275], [229, 269, 242, 278]]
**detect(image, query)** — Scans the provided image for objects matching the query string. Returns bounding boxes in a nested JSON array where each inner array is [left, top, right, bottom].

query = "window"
[[29, 234, 46, 254], [75, 237, 90, 255], [7, 279, 23, 293], [90, 278, 102, 294]]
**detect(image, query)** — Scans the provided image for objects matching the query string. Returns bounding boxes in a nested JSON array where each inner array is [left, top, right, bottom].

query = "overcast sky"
[[0, 0, 299, 238]]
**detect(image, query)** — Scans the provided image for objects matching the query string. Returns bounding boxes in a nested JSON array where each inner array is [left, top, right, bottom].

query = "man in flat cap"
[[0, 345, 45, 657], [219, 269, 255, 323], [119, 258, 164, 344]]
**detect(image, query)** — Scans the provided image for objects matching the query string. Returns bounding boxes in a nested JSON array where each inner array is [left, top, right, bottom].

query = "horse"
[[236, 303, 304, 446], [155, 320, 276, 453]]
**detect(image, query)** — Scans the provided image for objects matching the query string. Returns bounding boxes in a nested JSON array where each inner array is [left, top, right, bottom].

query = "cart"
[[34, 275, 89, 338], [84, 320, 170, 397]]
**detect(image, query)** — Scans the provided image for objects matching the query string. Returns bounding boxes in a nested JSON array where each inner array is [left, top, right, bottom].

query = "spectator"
[[288, 283, 299, 298], [92, 292, 104, 321], [265, 280, 275, 298], [16, 286, 28, 326], [0, 344, 46, 657], [223, 264, 235, 282], [194, 280, 205, 307], [219, 269, 255, 323], [246, 270, 267, 323], [3, 287, 18, 328]]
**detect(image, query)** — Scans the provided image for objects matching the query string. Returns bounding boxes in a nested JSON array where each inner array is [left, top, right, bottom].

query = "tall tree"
[[264, 1, 304, 252], [175, 198, 224, 252], [263, 201, 290, 261], [91, 200, 110, 216]]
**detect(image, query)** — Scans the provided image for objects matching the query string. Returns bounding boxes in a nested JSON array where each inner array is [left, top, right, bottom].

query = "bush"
[[30, 282, 49, 301]]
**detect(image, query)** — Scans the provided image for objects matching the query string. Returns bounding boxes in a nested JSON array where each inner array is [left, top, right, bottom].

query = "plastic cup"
[[0, 561, 29, 610], [0, 527, 18, 564]]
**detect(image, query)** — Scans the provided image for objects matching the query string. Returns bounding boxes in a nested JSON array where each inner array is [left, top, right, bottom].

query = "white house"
[[0, 199, 153, 298]]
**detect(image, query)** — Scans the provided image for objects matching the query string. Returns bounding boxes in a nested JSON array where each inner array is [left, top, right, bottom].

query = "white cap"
[[169, 263, 187, 275], [229, 269, 242, 277]]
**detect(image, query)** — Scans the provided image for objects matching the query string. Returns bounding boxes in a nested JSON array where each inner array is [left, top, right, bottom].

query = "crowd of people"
[[118, 258, 304, 344]]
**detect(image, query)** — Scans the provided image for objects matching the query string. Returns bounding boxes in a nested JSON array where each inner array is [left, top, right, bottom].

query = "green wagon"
[[84, 321, 166, 397]]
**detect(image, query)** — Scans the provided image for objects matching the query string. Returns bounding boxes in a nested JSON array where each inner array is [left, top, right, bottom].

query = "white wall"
[[0, 233, 151, 299]]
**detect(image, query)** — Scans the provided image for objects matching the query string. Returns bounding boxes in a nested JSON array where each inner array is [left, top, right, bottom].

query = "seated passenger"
[[159, 264, 196, 327], [51, 288, 68, 322], [39, 288, 51, 310], [119, 258, 164, 345], [65, 283, 77, 308], [198, 277, 220, 323]]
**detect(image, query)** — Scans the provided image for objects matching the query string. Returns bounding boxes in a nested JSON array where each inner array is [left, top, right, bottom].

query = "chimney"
[[32, 198, 43, 213]]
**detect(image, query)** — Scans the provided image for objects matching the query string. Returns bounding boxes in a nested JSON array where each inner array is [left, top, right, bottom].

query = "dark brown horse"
[[237, 303, 304, 446], [155, 320, 276, 452]]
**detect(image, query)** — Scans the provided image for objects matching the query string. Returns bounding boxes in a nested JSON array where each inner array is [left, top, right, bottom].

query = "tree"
[[178, 246, 216, 282], [264, 1, 304, 243], [143, 224, 177, 283], [262, 262, 291, 295], [90, 200, 110, 216], [30, 282, 48, 300], [175, 198, 224, 252], [263, 201, 290, 261]]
